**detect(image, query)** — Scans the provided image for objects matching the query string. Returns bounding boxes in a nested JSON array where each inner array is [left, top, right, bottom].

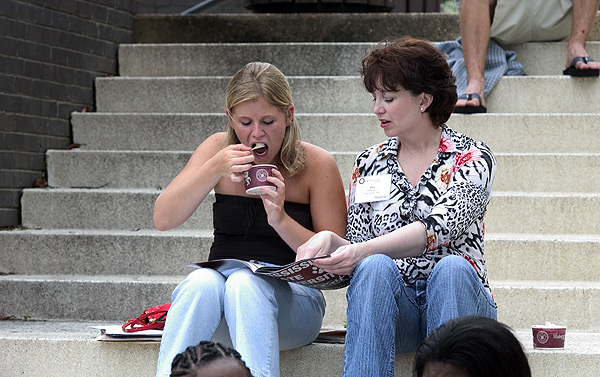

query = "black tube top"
[[209, 193, 313, 266]]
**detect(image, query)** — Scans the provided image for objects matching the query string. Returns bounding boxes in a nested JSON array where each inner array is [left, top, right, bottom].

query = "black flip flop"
[[563, 56, 600, 77], [454, 93, 487, 114]]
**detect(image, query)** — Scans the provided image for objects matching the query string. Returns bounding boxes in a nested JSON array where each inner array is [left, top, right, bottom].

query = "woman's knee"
[[354, 254, 397, 277], [172, 268, 225, 300], [224, 269, 275, 300], [348, 254, 401, 299], [430, 255, 474, 281]]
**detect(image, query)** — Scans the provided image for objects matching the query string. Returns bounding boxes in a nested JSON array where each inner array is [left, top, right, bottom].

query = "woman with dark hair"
[[297, 36, 498, 375], [414, 316, 531, 377]]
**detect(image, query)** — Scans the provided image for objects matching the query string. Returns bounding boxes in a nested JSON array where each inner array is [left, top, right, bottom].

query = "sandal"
[[454, 93, 487, 114]]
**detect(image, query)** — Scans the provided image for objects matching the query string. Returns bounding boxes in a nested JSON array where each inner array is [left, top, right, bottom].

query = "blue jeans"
[[342, 254, 497, 377], [156, 267, 326, 377]]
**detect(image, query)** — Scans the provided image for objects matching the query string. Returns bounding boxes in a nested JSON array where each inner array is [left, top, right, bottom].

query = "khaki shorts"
[[456, 0, 573, 45]]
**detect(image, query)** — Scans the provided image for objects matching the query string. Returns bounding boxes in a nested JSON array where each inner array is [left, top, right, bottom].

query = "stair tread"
[[1, 319, 599, 353], [2, 273, 600, 289]]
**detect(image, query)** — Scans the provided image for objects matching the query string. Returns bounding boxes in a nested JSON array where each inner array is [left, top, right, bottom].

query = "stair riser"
[[321, 285, 600, 331], [485, 194, 600, 234], [509, 42, 600, 76], [3, 232, 598, 282], [72, 113, 600, 154], [21, 190, 600, 234], [48, 150, 600, 193], [95, 76, 600, 114], [1, 278, 598, 331], [95, 77, 372, 113], [0, 338, 404, 377], [0, 277, 177, 322], [118, 42, 600, 77], [488, 76, 600, 113], [0, 231, 211, 276], [134, 13, 463, 43], [2, 336, 598, 377], [118, 43, 369, 77], [493, 287, 600, 330]]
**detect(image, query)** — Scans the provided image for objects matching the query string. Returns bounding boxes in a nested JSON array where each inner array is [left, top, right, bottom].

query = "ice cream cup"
[[532, 322, 566, 349], [244, 164, 277, 195]]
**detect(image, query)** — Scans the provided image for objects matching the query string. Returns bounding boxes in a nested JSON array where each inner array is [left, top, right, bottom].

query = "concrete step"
[[94, 76, 371, 114], [2, 320, 600, 377], [132, 12, 600, 43], [487, 75, 600, 113], [485, 192, 600, 234], [118, 41, 600, 77], [2, 229, 599, 282], [20, 188, 600, 234], [71, 112, 600, 153], [510, 42, 600, 76], [133, 13, 463, 43], [94, 76, 600, 114], [1, 274, 598, 331], [1, 228, 598, 281], [0, 274, 178, 322], [323, 280, 600, 331], [0, 228, 212, 276], [47, 149, 600, 193]]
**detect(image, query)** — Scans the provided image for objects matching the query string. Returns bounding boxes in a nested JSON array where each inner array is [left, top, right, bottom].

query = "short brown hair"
[[361, 36, 457, 128]]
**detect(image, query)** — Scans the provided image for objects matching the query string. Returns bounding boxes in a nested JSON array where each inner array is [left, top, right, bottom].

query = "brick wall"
[[0, 0, 137, 227]]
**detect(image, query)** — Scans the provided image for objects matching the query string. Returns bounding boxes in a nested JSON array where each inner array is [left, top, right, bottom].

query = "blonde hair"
[[225, 62, 305, 176]]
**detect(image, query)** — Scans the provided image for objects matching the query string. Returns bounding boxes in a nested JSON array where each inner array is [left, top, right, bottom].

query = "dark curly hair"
[[170, 341, 253, 377], [361, 36, 457, 128], [413, 316, 531, 377]]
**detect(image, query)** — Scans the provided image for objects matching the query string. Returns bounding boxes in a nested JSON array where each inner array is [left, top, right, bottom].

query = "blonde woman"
[[154, 62, 347, 377]]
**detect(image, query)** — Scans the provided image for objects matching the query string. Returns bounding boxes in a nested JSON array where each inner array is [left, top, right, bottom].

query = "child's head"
[[414, 316, 531, 377], [170, 341, 253, 377]]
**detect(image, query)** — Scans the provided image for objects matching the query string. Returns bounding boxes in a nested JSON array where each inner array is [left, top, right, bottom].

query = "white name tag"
[[354, 175, 391, 203]]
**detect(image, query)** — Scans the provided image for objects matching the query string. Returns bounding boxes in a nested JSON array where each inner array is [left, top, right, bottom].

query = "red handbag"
[[122, 303, 171, 332]]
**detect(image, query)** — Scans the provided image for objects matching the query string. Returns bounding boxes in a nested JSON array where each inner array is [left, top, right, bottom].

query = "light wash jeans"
[[342, 254, 497, 377], [156, 266, 326, 377]]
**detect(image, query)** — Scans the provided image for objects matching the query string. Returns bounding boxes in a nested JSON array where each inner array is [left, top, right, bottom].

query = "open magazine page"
[[187, 256, 350, 290], [188, 259, 263, 273]]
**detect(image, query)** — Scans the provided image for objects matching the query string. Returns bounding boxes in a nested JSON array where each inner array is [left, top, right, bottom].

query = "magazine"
[[93, 325, 345, 343], [93, 325, 162, 342], [315, 328, 347, 344], [187, 256, 350, 290]]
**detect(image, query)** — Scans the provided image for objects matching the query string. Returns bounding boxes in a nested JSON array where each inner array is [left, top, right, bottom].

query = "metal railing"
[[181, 0, 227, 14]]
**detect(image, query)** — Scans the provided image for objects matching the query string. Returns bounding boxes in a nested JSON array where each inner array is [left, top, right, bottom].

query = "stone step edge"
[[49, 149, 600, 157], [119, 41, 600, 47], [2, 227, 600, 242], [0, 319, 598, 354], [20, 187, 600, 198], [2, 273, 599, 290], [72, 111, 600, 115]]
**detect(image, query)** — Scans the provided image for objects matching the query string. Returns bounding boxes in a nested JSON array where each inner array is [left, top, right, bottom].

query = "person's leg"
[[156, 268, 226, 377], [566, 0, 600, 70], [456, 0, 498, 109], [426, 255, 497, 336], [342, 254, 422, 377], [223, 268, 325, 377]]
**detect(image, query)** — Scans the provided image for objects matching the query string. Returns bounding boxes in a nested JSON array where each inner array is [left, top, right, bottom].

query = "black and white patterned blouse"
[[346, 125, 496, 293]]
